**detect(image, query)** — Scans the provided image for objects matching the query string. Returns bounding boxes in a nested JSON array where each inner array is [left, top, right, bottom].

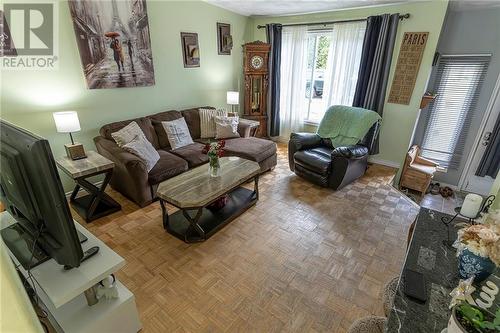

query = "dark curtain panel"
[[266, 23, 282, 137], [353, 13, 399, 154], [476, 114, 500, 178]]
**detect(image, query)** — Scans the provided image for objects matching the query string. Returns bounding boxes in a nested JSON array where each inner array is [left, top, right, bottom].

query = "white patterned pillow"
[[111, 121, 147, 147], [161, 117, 194, 150], [122, 135, 160, 172], [215, 116, 240, 139], [199, 108, 227, 138]]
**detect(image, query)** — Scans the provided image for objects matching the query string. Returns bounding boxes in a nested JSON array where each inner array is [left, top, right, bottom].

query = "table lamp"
[[226, 91, 239, 115], [53, 111, 87, 160]]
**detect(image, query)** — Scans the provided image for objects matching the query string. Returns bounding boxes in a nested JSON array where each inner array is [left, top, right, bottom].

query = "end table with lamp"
[[56, 151, 121, 222]]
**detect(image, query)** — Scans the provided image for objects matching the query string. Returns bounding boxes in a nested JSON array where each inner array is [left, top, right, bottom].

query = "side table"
[[239, 118, 261, 137], [56, 151, 121, 222]]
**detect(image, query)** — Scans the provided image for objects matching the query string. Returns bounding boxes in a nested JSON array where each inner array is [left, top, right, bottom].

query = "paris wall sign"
[[68, 0, 155, 89]]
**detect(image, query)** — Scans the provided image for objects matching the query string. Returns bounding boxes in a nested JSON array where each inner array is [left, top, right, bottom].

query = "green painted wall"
[[0, 0, 248, 191], [248, 1, 449, 169]]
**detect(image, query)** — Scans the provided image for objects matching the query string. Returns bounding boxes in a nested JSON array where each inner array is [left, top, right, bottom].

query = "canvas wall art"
[[180, 32, 200, 68], [68, 0, 155, 89], [217, 23, 232, 55], [0, 10, 17, 57]]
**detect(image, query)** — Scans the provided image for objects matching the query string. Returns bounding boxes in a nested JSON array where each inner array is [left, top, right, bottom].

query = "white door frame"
[[458, 73, 500, 191]]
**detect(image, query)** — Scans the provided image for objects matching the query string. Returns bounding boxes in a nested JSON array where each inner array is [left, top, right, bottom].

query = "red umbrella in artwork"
[[105, 31, 120, 38]]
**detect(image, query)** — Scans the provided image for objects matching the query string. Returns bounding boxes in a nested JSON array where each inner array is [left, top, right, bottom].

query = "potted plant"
[[455, 215, 500, 282], [448, 302, 500, 332]]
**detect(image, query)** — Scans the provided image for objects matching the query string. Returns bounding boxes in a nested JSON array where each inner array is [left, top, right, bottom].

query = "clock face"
[[250, 55, 264, 69]]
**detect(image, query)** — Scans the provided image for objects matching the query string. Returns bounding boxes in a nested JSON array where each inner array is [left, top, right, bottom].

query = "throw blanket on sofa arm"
[[316, 105, 381, 148]]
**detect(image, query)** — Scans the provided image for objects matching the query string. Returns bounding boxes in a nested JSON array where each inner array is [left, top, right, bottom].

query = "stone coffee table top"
[[157, 157, 260, 209], [56, 150, 114, 179]]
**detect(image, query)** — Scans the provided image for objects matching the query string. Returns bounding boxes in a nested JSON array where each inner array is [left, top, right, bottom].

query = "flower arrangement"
[[203, 140, 225, 177], [455, 214, 500, 267]]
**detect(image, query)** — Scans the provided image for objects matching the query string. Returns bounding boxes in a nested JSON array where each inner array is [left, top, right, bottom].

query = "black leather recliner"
[[288, 123, 379, 190]]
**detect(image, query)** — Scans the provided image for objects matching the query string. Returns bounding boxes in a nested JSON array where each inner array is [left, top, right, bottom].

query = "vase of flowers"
[[455, 213, 500, 282], [203, 140, 225, 177]]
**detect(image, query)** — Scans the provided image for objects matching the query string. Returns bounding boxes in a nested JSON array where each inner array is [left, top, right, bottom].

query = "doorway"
[[459, 73, 500, 195]]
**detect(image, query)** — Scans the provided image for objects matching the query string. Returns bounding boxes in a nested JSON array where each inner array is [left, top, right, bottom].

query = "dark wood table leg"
[[254, 175, 259, 201], [160, 199, 169, 230], [182, 208, 205, 242], [70, 169, 121, 222]]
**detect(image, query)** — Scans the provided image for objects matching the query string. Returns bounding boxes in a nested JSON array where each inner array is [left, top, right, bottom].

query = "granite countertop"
[[386, 208, 461, 333]]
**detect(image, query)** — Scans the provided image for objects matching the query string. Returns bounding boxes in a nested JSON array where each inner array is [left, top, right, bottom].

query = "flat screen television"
[[0, 120, 84, 269]]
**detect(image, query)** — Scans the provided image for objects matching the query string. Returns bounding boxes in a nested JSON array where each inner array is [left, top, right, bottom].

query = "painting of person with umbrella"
[[106, 32, 124, 71], [68, 0, 155, 89]]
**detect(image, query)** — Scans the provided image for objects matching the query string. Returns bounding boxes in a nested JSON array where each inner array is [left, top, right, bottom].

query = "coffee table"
[[156, 157, 260, 243]]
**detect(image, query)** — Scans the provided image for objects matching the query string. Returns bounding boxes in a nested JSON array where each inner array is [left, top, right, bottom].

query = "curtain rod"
[[256, 13, 410, 29]]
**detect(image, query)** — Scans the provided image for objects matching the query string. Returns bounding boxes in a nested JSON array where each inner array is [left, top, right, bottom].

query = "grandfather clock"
[[243, 41, 271, 137]]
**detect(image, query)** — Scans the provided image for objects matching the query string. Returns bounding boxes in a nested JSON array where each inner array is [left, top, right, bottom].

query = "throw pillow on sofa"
[[162, 117, 194, 150], [199, 108, 227, 138], [215, 116, 240, 139], [122, 135, 160, 172], [111, 121, 148, 147]]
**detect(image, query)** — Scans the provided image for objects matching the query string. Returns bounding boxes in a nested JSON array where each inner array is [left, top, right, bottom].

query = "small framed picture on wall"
[[217, 23, 232, 55], [180, 32, 200, 68]]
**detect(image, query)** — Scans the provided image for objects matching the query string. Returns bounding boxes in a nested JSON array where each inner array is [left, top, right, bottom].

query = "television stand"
[[1, 211, 141, 333]]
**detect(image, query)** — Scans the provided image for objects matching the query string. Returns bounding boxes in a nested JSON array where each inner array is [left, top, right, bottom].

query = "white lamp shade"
[[53, 111, 81, 133], [226, 91, 239, 105]]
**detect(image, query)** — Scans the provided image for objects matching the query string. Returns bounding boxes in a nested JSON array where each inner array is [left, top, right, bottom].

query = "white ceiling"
[[207, 0, 500, 17], [206, 0, 408, 17]]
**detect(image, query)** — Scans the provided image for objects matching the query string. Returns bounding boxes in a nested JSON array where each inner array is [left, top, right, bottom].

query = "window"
[[421, 55, 490, 169], [304, 32, 331, 122], [302, 22, 366, 123]]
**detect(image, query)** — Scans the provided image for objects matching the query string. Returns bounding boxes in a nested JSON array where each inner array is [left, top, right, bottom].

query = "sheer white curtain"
[[278, 26, 309, 141], [323, 22, 366, 107]]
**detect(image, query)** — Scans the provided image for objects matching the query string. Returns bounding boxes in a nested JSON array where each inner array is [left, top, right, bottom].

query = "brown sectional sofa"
[[94, 106, 277, 207]]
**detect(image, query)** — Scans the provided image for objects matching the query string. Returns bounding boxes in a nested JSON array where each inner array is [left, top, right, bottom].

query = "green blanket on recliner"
[[316, 105, 381, 148]]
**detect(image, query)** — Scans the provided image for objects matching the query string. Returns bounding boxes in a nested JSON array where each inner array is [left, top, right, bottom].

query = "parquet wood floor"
[[71, 144, 419, 332]]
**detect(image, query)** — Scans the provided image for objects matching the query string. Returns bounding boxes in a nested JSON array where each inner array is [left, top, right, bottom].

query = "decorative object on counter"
[[449, 277, 476, 309], [447, 303, 500, 333], [455, 220, 500, 282], [442, 196, 498, 247], [203, 140, 225, 177], [96, 274, 119, 300], [180, 32, 200, 68], [461, 194, 484, 219], [53, 111, 87, 160], [217, 22, 232, 55], [227, 91, 239, 114]]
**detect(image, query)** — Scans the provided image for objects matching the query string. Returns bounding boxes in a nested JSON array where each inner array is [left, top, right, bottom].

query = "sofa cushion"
[[199, 108, 227, 138], [100, 117, 159, 149], [294, 147, 333, 175], [149, 110, 182, 149], [223, 137, 277, 163], [148, 150, 188, 185], [169, 142, 208, 168], [122, 134, 160, 172], [180, 106, 214, 140], [162, 118, 194, 150]]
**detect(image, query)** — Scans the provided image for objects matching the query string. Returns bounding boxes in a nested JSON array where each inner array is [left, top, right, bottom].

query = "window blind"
[[421, 55, 490, 169]]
